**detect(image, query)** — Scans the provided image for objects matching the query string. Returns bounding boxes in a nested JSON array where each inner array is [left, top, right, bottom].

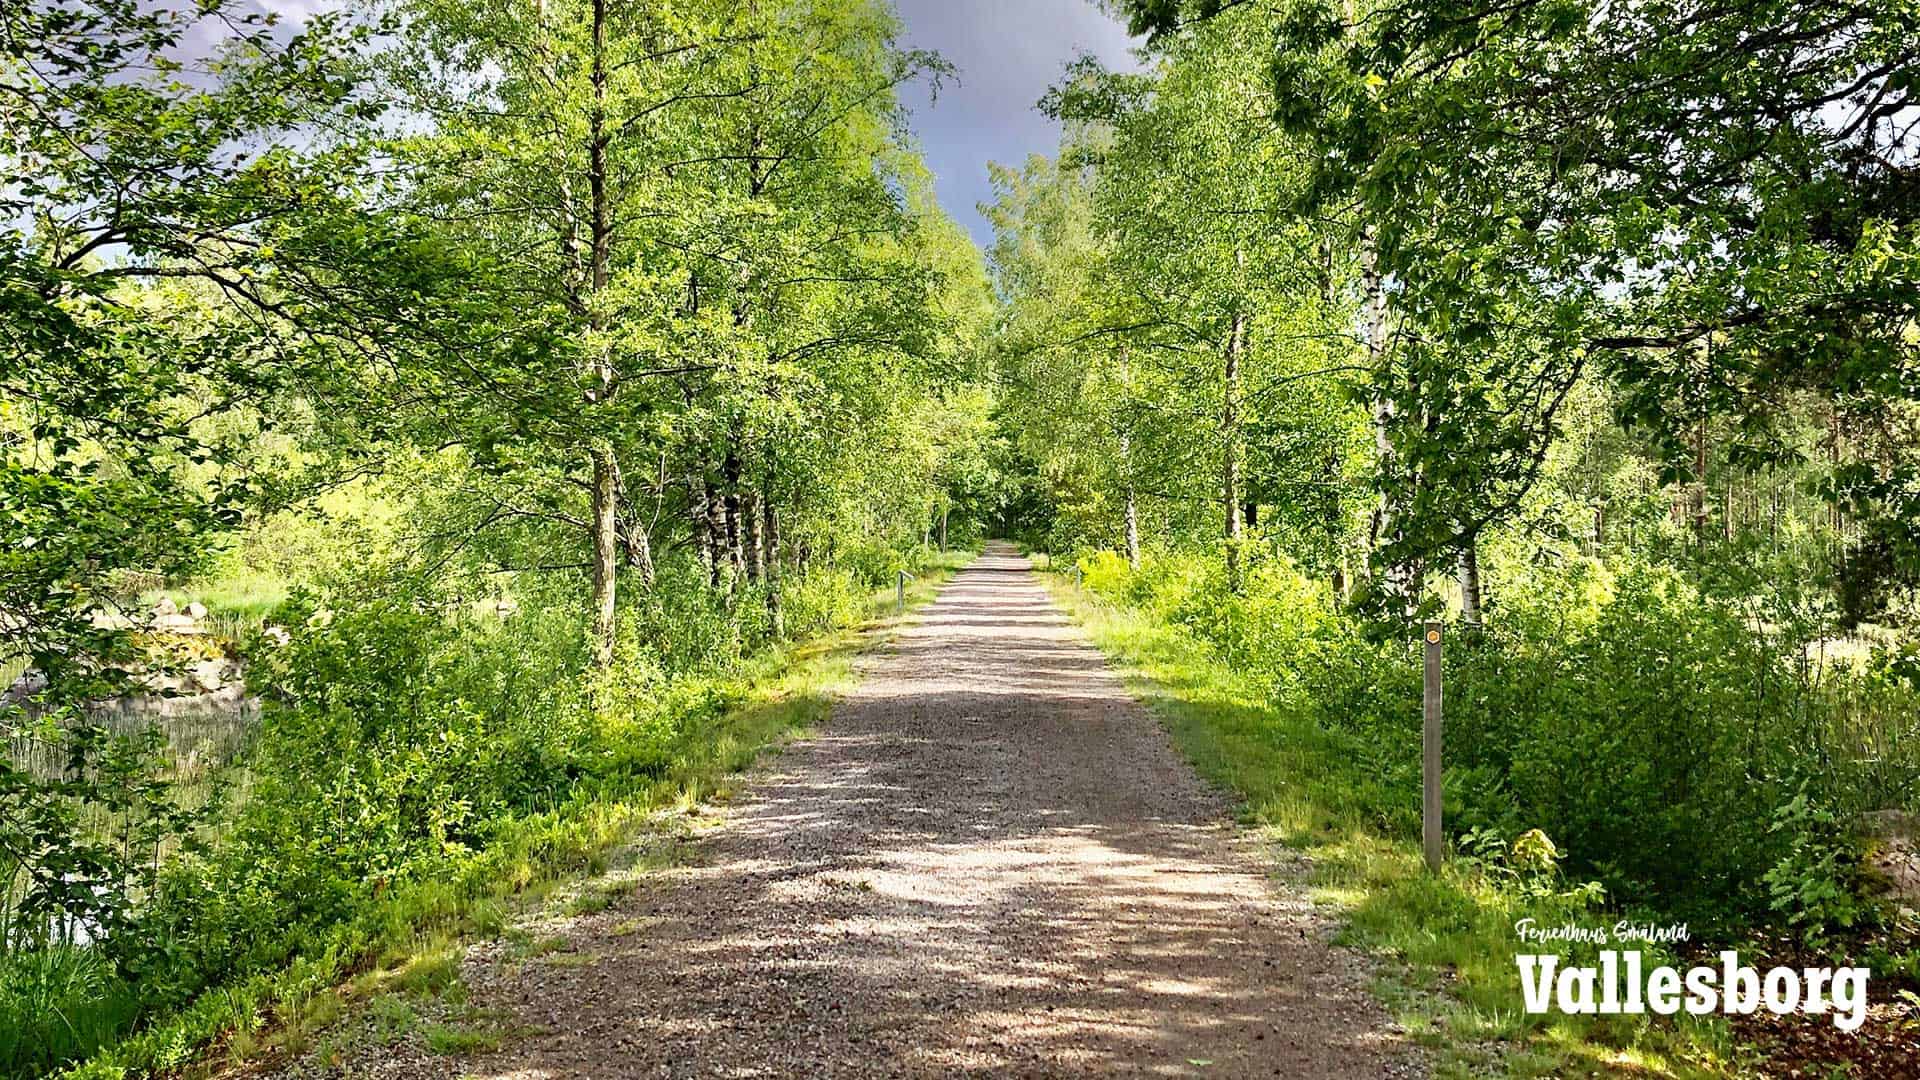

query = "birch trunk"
[[1692, 419, 1709, 542], [723, 442, 744, 579], [705, 471, 728, 589], [1120, 344, 1140, 572], [625, 515, 655, 587], [588, 445, 619, 665], [745, 489, 764, 581], [688, 466, 716, 580], [761, 479, 784, 638], [1123, 431, 1141, 573], [1358, 230, 1415, 610], [1222, 295, 1246, 590], [584, 0, 617, 666], [1458, 535, 1483, 627]]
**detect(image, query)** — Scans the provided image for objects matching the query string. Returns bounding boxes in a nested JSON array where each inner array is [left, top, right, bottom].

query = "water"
[[5, 688, 259, 786], [3, 685, 260, 949]]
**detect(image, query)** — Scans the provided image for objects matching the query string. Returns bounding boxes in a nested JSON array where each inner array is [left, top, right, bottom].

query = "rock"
[[88, 608, 135, 630], [4, 669, 48, 705], [1864, 809, 1912, 835], [153, 595, 178, 616], [188, 659, 240, 693], [184, 601, 209, 620], [138, 671, 186, 695]]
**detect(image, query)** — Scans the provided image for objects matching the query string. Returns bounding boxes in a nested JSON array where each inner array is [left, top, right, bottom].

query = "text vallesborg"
[[1516, 951, 1870, 1031]]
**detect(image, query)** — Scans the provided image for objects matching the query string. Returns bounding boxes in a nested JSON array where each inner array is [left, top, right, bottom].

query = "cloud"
[[892, 0, 1143, 249]]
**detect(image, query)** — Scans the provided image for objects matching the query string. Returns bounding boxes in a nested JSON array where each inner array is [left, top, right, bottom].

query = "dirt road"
[[410, 544, 1421, 1077]]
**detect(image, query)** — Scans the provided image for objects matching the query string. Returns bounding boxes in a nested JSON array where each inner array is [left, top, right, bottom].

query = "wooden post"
[[1423, 621, 1443, 873], [897, 570, 908, 615], [1072, 563, 1082, 589]]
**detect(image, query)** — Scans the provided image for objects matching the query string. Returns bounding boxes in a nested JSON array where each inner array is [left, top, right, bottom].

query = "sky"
[[889, 1, 1144, 252]]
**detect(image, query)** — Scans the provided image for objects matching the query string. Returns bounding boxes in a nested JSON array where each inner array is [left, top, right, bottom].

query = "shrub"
[[1077, 549, 1132, 599], [839, 541, 909, 590], [2, 553, 811, 1077], [1080, 548, 1918, 936], [1762, 789, 1868, 945], [781, 568, 865, 638], [625, 562, 745, 674]]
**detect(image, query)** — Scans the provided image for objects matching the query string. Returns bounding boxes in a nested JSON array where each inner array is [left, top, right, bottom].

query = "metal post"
[[1423, 620, 1443, 873], [897, 570, 908, 615], [1072, 563, 1082, 588]]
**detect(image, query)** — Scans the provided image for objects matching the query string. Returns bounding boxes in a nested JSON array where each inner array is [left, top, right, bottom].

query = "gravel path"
[[346, 544, 1422, 1078]]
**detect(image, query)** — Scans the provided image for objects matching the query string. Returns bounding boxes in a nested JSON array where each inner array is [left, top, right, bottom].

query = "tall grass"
[[0, 949, 141, 1074]]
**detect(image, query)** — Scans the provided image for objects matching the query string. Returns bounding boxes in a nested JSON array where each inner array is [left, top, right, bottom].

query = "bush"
[[1080, 548, 1919, 936], [625, 561, 745, 674], [839, 541, 910, 589], [2, 533, 960, 1078], [782, 568, 865, 638], [1077, 549, 1132, 598], [1762, 789, 1868, 945]]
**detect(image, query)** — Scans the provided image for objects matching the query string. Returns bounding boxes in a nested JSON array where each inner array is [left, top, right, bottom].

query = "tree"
[[995, 12, 1366, 586], [1117, 0, 1920, 608], [363, 0, 759, 665], [2, 0, 376, 700], [302, 0, 982, 662], [659, 0, 963, 618]]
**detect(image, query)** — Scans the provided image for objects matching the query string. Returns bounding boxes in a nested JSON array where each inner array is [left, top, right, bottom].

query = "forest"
[[3, 0, 1916, 1076]]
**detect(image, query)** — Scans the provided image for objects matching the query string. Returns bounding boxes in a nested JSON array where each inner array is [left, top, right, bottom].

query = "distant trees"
[[991, 12, 1365, 592], [367, 0, 985, 663]]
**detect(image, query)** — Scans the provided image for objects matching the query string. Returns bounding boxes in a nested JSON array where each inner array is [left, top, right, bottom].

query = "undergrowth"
[[10, 552, 969, 1080]]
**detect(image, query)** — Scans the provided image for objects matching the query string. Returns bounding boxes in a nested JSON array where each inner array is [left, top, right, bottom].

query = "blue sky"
[[891, 1, 1143, 251]]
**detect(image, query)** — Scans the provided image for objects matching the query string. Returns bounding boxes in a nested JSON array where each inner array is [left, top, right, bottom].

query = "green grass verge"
[[59, 551, 974, 1080], [1038, 569, 1745, 1079]]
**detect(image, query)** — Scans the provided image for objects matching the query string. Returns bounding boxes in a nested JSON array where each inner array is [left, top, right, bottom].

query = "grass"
[[422, 1020, 505, 1056], [57, 549, 974, 1080], [139, 566, 292, 646], [367, 994, 418, 1043], [0, 949, 143, 1075], [562, 878, 636, 916], [389, 940, 464, 999], [162, 565, 293, 617], [1037, 568, 1746, 1079]]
